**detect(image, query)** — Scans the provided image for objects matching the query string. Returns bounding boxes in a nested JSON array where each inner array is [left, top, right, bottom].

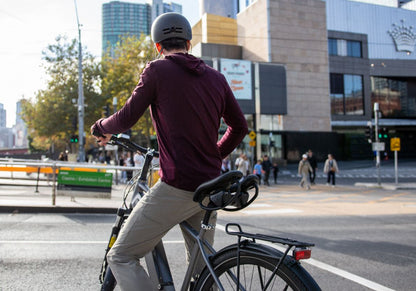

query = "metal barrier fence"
[[0, 159, 156, 205]]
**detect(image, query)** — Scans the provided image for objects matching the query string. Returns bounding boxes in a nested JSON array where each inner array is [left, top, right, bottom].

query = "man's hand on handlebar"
[[91, 125, 112, 145]]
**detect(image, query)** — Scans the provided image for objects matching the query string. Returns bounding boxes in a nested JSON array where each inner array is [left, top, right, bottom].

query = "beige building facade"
[[237, 0, 331, 132], [192, 0, 335, 162]]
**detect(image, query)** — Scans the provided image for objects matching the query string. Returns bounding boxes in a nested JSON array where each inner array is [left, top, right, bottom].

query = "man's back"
[[95, 53, 247, 191]]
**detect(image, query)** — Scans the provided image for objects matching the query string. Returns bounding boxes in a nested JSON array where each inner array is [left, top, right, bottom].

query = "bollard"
[[52, 162, 57, 206], [35, 167, 40, 193]]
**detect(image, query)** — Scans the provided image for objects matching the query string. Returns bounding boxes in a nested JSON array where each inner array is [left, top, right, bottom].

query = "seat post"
[[201, 210, 213, 228]]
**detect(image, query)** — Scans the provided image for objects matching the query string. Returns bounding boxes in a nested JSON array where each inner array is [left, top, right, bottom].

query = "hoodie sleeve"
[[93, 62, 156, 135], [217, 84, 248, 159]]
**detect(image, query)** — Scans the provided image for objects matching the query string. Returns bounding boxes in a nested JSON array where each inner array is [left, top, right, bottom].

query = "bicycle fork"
[[100, 207, 130, 285]]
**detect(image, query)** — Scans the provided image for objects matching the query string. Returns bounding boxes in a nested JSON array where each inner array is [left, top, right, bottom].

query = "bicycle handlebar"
[[92, 130, 159, 158]]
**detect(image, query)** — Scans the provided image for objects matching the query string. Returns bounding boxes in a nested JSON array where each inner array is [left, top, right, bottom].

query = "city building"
[[14, 101, 28, 148], [0, 102, 28, 150], [191, 0, 416, 161], [199, 0, 239, 19], [0, 103, 6, 128], [102, 0, 182, 55], [0, 103, 12, 148], [326, 0, 416, 159]]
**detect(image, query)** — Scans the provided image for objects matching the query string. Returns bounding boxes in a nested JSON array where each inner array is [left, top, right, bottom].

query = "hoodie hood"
[[165, 53, 206, 76]]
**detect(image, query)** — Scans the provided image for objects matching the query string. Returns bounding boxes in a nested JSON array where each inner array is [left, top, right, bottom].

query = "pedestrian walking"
[[272, 162, 279, 184], [262, 155, 272, 186], [253, 159, 263, 184], [221, 156, 231, 174], [307, 149, 317, 184], [324, 154, 339, 187], [235, 153, 249, 176], [298, 154, 313, 190]]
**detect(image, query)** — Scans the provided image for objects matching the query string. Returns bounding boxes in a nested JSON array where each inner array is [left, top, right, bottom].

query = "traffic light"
[[102, 105, 110, 117], [379, 128, 389, 140], [70, 135, 79, 143], [365, 125, 373, 143]]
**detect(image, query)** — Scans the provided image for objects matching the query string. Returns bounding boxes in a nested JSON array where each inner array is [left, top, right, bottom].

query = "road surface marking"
[[241, 208, 302, 215], [0, 240, 183, 244], [215, 223, 395, 291], [368, 192, 408, 204]]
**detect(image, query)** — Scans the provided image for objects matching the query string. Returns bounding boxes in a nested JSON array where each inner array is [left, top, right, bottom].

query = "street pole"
[[374, 102, 381, 185], [74, 0, 85, 163], [395, 150, 398, 185], [113, 97, 119, 185]]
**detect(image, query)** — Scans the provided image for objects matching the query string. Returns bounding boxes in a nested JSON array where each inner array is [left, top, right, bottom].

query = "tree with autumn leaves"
[[21, 34, 157, 155]]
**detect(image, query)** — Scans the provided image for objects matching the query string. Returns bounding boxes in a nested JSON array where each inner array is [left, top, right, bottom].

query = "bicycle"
[[98, 133, 321, 291]]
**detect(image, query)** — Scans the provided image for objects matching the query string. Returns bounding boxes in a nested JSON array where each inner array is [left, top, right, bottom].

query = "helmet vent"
[[163, 26, 183, 35]]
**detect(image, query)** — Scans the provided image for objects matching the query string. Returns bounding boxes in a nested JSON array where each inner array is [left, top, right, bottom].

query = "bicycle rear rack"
[[225, 223, 314, 290]]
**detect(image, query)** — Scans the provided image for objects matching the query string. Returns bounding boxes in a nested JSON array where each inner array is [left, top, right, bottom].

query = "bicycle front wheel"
[[195, 247, 320, 291]]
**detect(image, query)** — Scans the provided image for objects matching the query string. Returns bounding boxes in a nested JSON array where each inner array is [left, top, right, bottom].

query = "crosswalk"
[[289, 172, 416, 179]]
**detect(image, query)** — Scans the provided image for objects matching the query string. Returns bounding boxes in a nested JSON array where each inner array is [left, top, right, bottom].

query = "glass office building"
[[102, 1, 182, 55], [102, 1, 151, 55]]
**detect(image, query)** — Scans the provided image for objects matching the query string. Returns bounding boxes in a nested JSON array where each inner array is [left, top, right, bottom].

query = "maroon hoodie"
[[93, 53, 248, 191]]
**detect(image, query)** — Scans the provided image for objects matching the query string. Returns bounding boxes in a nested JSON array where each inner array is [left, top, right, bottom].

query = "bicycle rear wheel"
[[194, 247, 320, 291]]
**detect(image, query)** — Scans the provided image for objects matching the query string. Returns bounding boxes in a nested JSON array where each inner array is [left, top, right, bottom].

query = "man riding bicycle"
[[91, 12, 248, 291]]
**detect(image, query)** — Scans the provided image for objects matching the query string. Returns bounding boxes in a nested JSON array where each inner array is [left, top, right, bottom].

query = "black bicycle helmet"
[[151, 12, 192, 43]]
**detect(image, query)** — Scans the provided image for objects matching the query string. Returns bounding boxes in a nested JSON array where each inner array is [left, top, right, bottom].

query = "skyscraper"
[[199, 0, 238, 19], [102, 1, 151, 55], [0, 103, 6, 128], [102, 1, 183, 55]]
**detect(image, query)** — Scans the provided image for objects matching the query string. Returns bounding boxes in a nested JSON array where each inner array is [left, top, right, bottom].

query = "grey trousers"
[[107, 180, 216, 291]]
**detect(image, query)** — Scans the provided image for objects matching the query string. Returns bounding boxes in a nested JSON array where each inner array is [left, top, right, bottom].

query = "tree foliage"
[[101, 34, 157, 146], [21, 36, 104, 152]]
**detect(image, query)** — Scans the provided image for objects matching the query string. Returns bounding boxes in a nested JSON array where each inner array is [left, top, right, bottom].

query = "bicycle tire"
[[194, 247, 321, 291]]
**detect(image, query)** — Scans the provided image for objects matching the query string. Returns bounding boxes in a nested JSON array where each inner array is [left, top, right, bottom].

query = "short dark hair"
[[160, 37, 188, 51]]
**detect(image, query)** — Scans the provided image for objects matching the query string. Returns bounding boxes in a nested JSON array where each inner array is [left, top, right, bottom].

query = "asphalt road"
[[1, 185, 415, 291]]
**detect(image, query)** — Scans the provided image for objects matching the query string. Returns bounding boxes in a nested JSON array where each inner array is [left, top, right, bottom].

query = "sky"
[[0, 0, 199, 128]]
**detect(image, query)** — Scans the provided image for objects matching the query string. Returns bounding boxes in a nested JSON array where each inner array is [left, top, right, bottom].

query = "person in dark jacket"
[[307, 149, 318, 184], [262, 155, 272, 186], [90, 13, 248, 290]]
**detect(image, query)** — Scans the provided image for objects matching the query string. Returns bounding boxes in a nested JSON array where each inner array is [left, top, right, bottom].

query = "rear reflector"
[[293, 248, 311, 261]]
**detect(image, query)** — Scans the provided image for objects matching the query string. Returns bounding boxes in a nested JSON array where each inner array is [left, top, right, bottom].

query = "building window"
[[330, 73, 364, 115], [371, 77, 416, 118], [260, 115, 283, 131], [328, 38, 362, 58]]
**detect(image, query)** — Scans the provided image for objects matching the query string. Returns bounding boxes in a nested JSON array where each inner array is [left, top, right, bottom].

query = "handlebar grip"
[[92, 129, 106, 138]]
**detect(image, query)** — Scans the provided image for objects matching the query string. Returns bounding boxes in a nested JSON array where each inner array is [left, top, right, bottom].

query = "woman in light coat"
[[298, 154, 313, 190], [323, 154, 339, 187]]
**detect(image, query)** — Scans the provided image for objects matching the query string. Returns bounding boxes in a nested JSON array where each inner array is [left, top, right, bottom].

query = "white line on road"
[[216, 223, 395, 291], [0, 240, 184, 244], [1, 228, 395, 291], [242, 208, 302, 215]]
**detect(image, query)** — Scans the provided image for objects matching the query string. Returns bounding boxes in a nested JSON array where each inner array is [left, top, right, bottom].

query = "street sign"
[[248, 131, 256, 140], [390, 137, 400, 151], [249, 140, 256, 147], [372, 142, 385, 151]]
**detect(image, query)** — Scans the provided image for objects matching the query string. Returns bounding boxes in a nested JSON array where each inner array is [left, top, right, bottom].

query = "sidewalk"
[[1, 176, 415, 214], [0, 177, 125, 213]]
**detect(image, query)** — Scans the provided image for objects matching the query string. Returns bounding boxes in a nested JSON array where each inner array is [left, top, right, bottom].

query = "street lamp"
[[112, 97, 118, 114], [374, 102, 381, 185], [74, 0, 85, 163]]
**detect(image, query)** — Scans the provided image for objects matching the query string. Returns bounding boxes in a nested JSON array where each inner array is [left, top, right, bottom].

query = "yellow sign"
[[390, 137, 400, 151], [249, 140, 256, 147], [248, 131, 256, 140]]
